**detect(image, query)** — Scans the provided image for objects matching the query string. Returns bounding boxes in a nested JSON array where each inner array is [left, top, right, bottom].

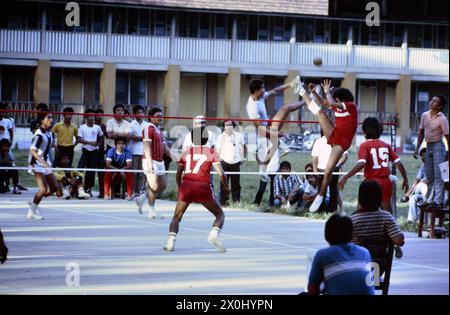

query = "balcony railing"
[[1, 29, 448, 76]]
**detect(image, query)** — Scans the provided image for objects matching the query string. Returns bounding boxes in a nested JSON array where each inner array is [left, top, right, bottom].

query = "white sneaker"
[[207, 233, 226, 253], [282, 200, 291, 210], [309, 195, 324, 213], [164, 233, 177, 251], [148, 208, 157, 219], [279, 137, 291, 154], [292, 76, 305, 95], [63, 188, 71, 200], [27, 202, 44, 220], [77, 188, 90, 199], [135, 194, 145, 214]]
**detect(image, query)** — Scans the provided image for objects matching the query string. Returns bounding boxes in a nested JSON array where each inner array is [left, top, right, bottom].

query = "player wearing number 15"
[[164, 127, 230, 252], [339, 117, 409, 212]]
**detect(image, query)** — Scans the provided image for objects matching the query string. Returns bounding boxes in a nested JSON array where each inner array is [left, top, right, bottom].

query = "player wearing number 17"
[[338, 117, 409, 212], [164, 127, 230, 252]]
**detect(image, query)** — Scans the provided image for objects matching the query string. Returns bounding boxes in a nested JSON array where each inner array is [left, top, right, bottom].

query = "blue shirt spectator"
[[106, 147, 132, 169], [309, 243, 375, 295]]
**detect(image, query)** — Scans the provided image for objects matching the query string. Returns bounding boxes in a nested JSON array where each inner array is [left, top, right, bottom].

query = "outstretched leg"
[[300, 91, 335, 139], [310, 145, 345, 213], [270, 101, 305, 131]]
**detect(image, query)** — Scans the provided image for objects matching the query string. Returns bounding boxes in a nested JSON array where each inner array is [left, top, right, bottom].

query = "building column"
[[224, 68, 241, 118], [284, 69, 300, 133], [341, 72, 356, 97], [33, 60, 50, 104], [100, 62, 116, 114], [163, 65, 180, 128], [395, 74, 412, 149]]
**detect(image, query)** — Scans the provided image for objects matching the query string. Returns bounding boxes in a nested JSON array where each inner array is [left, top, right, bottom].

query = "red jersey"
[[179, 146, 221, 183], [142, 123, 164, 162], [358, 139, 400, 179], [331, 102, 358, 136]]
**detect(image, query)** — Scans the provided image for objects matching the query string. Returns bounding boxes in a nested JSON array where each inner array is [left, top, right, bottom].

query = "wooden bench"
[[418, 204, 449, 239]]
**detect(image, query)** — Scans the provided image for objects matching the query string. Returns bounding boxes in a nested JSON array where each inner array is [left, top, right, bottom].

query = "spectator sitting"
[[351, 180, 405, 274], [308, 213, 375, 295], [54, 155, 91, 200], [301, 165, 330, 211], [0, 228, 7, 264], [0, 139, 21, 194], [273, 161, 303, 210], [403, 148, 428, 222], [104, 137, 133, 200]]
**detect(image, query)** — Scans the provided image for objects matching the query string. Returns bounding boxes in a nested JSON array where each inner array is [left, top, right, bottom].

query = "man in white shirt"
[[106, 104, 131, 151], [216, 120, 246, 205], [311, 129, 348, 212], [76, 108, 104, 196], [182, 115, 216, 152], [0, 103, 14, 144], [128, 105, 149, 196]]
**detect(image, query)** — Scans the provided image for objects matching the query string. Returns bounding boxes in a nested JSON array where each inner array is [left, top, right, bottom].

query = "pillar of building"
[[100, 62, 116, 114], [33, 60, 50, 105], [395, 74, 412, 149], [224, 68, 241, 118], [284, 69, 301, 134], [163, 64, 180, 128], [341, 72, 356, 97]]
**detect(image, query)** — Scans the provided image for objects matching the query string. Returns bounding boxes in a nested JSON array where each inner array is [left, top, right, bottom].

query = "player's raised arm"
[[338, 161, 365, 191]]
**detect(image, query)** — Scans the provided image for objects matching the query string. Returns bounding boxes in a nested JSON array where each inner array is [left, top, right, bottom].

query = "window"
[[383, 23, 394, 46], [199, 13, 210, 38], [407, 25, 423, 48], [423, 25, 433, 48], [178, 12, 188, 37], [272, 16, 283, 41], [139, 10, 150, 35], [394, 24, 406, 46], [436, 25, 448, 49], [248, 15, 257, 40], [284, 18, 292, 41], [215, 14, 227, 39], [115, 72, 128, 105], [154, 10, 166, 36], [92, 6, 105, 33], [314, 19, 325, 43], [1, 67, 18, 102], [258, 16, 269, 41], [130, 73, 146, 105], [190, 13, 199, 37], [50, 69, 62, 104], [128, 8, 138, 35], [113, 7, 126, 34], [236, 15, 247, 40], [330, 20, 339, 44], [72, 5, 87, 32], [369, 24, 380, 45]]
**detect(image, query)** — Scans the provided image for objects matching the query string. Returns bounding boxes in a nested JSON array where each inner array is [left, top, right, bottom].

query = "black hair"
[[191, 126, 209, 146], [133, 105, 144, 114], [331, 87, 354, 102], [37, 107, 51, 124], [94, 108, 104, 114], [325, 213, 353, 245], [113, 104, 125, 113], [358, 180, 382, 211], [224, 120, 236, 128], [249, 79, 264, 94], [434, 95, 447, 111], [114, 136, 126, 145], [63, 106, 74, 113], [362, 117, 382, 139], [304, 162, 313, 172], [84, 108, 95, 114], [0, 138, 11, 147], [36, 103, 48, 110], [279, 161, 292, 170], [0, 102, 8, 110], [148, 106, 163, 117]]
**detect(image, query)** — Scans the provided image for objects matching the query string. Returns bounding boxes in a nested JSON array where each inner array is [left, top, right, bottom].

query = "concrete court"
[[0, 190, 448, 295]]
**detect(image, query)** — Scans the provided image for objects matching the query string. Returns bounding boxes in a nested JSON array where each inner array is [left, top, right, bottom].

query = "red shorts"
[[328, 128, 355, 151], [367, 177, 392, 204], [179, 180, 215, 204]]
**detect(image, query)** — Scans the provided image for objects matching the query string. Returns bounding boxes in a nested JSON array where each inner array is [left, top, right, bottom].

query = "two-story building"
[[0, 0, 448, 148]]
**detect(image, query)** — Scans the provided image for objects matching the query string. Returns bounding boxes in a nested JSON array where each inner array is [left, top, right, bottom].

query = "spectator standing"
[[106, 104, 131, 152], [0, 103, 14, 144], [0, 139, 21, 194], [307, 213, 375, 295], [128, 105, 149, 196], [404, 148, 428, 222], [76, 109, 103, 196], [215, 120, 246, 205], [52, 106, 78, 166], [414, 95, 449, 208]]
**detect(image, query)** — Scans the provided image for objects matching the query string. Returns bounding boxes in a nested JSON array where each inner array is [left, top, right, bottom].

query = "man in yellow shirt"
[[52, 107, 78, 166], [54, 154, 90, 199]]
